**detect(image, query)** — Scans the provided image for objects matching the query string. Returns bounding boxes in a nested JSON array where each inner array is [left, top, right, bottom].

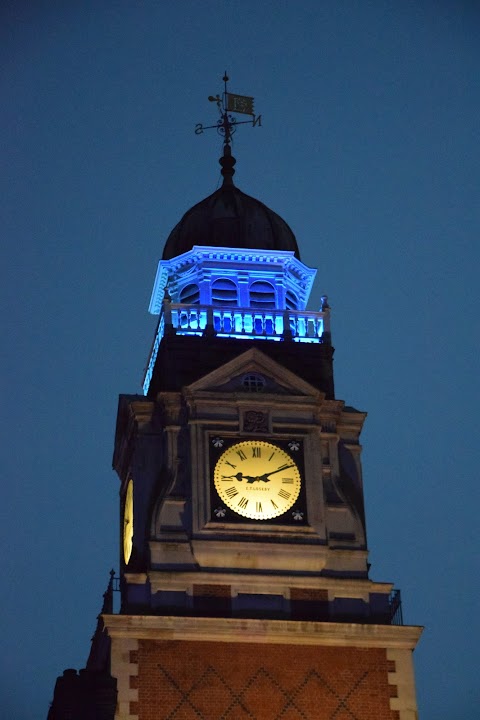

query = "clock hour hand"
[[221, 472, 244, 481], [222, 472, 270, 484]]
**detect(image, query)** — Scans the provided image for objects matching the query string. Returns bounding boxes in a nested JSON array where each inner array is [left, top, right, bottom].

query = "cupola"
[[162, 145, 300, 260]]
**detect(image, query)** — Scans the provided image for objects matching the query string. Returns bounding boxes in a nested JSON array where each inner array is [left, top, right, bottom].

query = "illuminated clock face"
[[214, 440, 301, 520], [123, 479, 134, 564]]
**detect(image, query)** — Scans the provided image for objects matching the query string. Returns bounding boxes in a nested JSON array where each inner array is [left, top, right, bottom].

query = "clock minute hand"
[[222, 465, 295, 484], [246, 464, 296, 484], [265, 464, 295, 478]]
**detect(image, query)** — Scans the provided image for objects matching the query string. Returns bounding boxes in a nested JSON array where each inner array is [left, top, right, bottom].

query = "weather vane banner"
[[226, 93, 255, 115], [195, 74, 261, 140]]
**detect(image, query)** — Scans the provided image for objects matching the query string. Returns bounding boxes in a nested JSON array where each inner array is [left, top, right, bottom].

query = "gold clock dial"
[[214, 440, 301, 520], [123, 479, 134, 564]]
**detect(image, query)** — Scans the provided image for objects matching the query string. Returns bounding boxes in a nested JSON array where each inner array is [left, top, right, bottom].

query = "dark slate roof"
[[162, 183, 300, 260]]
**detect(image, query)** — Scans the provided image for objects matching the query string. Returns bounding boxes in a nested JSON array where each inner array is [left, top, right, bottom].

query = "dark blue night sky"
[[1, 2, 479, 718]]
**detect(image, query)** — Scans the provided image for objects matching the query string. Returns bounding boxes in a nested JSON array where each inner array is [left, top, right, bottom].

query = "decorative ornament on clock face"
[[214, 440, 301, 520], [123, 479, 134, 564]]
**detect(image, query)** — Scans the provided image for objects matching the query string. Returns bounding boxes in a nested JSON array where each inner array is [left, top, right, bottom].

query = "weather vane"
[[195, 72, 261, 145]]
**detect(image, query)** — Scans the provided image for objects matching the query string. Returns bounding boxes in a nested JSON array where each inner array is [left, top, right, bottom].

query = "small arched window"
[[242, 373, 266, 392], [179, 283, 200, 304], [212, 278, 238, 306], [249, 280, 276, 309]]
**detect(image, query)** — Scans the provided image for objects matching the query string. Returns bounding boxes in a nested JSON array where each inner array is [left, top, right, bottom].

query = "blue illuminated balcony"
[[143, 301, 331, 395], [143, 245, 331, 395]]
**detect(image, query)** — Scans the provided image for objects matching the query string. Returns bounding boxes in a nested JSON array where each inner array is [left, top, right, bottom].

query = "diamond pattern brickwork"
[[134, 640, 398, 720]]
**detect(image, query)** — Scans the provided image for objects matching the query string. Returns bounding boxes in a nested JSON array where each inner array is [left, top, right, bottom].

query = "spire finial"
[[219, 141, 236, 185], [195, 73, 262, 184]]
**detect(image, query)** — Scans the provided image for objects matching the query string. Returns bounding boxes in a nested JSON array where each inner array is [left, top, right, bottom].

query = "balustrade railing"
[[143, 302, 330, 394], [389, 588, 403, 626]]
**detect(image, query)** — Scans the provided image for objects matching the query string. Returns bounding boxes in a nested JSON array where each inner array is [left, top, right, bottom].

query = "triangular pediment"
[[184, 347, 324, 399]]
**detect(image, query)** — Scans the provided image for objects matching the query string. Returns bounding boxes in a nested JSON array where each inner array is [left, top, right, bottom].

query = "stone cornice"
[[148, 246, 317, 315], [103, 614, 422, 650], [338, 407, 367, 435], [112, 395, 155, 480]]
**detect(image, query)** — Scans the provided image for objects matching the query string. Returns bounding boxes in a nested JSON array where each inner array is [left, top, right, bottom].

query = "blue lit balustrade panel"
[[143, 315, 165, 395], [143, 304, 325, 394]]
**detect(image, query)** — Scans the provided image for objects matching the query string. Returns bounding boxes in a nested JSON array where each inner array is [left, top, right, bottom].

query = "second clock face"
[[123, 479, 134, 564], [213, 440, 301, 520]]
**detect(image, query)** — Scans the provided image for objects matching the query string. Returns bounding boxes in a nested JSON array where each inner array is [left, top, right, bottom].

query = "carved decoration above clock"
[[242, 410, 269, 434]]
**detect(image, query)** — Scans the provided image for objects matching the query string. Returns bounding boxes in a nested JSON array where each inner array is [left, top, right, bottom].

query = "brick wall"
[[131, 639, 399, 720]]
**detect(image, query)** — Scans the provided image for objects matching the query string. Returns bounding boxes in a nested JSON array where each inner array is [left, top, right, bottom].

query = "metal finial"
[[194, 74, 262, 182], [219, 142, 236, 185]]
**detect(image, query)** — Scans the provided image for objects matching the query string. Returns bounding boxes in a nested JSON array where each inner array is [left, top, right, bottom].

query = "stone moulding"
[[103, 614, 422, 650]]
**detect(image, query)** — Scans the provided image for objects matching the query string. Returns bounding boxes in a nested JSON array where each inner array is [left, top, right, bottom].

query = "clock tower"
[[49, 90, 421, 719], [103, 130, 423, 717]]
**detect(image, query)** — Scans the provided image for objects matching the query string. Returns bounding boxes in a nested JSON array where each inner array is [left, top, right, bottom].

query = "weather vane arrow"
[[195, 72, 262, 144]]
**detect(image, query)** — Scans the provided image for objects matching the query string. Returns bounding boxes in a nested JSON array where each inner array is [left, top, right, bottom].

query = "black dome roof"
[[162, 147, 300, 260]]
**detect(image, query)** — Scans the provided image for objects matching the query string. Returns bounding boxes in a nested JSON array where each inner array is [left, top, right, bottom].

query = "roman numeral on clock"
[[236, 449, 247, 461], [225, 460, 237, 469], [238, 497, 248, 509], [256, 502, 263, 513], [282, 478, 294, 484], [225, 486, 239, 499], [271, 499, 278, 509], [252, 447, 261, 458], [278, 489, 291, 500]]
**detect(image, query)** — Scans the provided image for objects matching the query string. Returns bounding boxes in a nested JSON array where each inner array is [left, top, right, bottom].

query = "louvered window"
[[179, 283, 200, 304], [212, 278, 238, 306], [286, 290, 298, 310], [249, 281, 275, 309]]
